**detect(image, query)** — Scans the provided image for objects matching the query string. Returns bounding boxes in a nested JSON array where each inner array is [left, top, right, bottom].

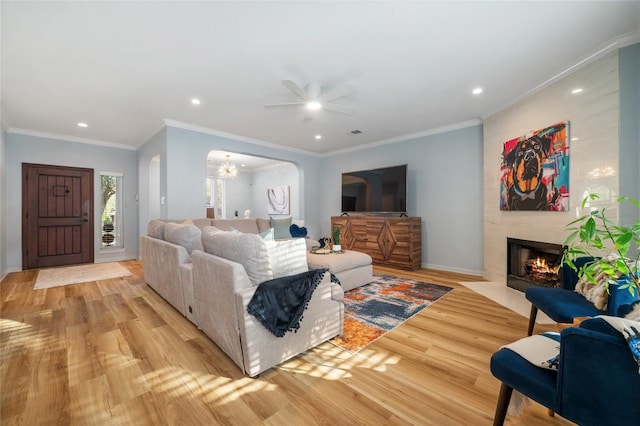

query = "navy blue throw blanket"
[[247, 269, 328, 337]]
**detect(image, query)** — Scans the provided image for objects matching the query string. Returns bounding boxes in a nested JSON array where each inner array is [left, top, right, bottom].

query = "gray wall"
[[619, 43, 640, 256], [320, 125, 484, 275], [224, 172, 253, 219], [138, 125, 326, 238], [0, 127, 6, 278], [137, 127, 167, 233], [206, 159, 300, 220], [5, 133, 139, 270], [251, 162, 299, 219]]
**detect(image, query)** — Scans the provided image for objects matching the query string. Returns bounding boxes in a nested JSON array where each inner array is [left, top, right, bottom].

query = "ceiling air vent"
[[349, 129, 363, 135]]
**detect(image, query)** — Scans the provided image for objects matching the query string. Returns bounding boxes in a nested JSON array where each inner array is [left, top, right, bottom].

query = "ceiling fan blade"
[[282, 80, 311, 101], [264, 102, 306, 109], [320, 83, 356, 102], [323, 103, 356, 115]]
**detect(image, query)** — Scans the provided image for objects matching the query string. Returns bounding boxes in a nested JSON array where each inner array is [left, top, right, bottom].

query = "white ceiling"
[[2, 1, 639, 155]]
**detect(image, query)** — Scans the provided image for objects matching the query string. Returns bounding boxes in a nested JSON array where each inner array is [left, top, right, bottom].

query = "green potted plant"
[[563, 193, 640, 296], [332, 226, 342, 252]]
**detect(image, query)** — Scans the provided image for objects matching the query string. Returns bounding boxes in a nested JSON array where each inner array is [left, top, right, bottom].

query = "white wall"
[[322, 124, 485, 275], [483, 51, 621, 284], [5, 133, 139, 270]]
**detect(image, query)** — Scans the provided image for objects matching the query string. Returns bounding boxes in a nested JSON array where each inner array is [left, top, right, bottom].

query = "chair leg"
[[493, 383, 513, 426], [527, 305, 538, 336]]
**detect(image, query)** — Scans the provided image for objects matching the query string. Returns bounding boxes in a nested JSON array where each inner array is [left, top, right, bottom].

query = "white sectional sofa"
[[140, 218, 344, 377]]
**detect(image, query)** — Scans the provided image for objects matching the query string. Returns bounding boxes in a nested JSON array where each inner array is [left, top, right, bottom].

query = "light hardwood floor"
[[1, 261, 574, 425]]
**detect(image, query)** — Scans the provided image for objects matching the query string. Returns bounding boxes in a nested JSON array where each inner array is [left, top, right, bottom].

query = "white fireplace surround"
[[483, 51, 621, 285]]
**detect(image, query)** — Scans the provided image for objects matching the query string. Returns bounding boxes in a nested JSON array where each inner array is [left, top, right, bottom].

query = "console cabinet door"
[[331, 216, 421, 270]]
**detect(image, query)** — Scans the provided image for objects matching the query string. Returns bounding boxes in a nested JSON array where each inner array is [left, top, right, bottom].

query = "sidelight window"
[[100, 172, 123, 249]]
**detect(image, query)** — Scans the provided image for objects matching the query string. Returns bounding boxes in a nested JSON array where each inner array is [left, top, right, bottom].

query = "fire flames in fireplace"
[[507, 238, 565, 292], [525, 256, 561, 287]]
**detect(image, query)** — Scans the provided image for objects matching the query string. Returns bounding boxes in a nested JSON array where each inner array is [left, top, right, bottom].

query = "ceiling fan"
[[265, 80, 357, 119]]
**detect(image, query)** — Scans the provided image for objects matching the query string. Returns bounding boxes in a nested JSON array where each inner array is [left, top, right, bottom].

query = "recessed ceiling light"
[[571, 88, 583, 94], [241, 163, 246, 168], [191, 98, 201, 105], [571, 137, 579, 141], [315, 134, 322, 140], [306, 101, 322, 111], [472, 87, 483, 95], [77, 122, 88, 128]]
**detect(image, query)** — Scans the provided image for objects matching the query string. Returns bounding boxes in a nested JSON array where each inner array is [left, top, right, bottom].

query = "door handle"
[[80, 219, 88, 223]]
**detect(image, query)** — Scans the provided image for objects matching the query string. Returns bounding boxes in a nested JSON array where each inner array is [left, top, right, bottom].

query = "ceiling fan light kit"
[[265, 79, 357, 119]]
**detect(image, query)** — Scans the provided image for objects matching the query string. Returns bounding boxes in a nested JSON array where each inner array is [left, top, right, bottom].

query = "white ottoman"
[[307, 250, 373, 291]]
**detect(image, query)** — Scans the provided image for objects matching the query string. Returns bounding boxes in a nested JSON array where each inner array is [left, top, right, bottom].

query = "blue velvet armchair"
[[490, 317, 640, 426], [525, 257, 638, 335]]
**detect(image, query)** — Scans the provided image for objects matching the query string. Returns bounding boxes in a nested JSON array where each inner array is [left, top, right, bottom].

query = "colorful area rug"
[[34, 262, 132, 290], [330, 274, 453, 353]]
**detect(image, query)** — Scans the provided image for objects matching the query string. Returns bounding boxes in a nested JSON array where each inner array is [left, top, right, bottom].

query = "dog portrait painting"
[[500, 121, 569, 211]]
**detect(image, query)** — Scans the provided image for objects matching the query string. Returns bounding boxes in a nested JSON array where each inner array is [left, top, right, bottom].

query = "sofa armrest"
[[140, 234, 190, 316], [234, 271, 343, 376], [191, 250, 253, 371]]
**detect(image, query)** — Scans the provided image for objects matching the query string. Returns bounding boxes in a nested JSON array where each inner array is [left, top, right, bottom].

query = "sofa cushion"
[[163, 222, 204, 256], [202, 228, 273, 286], [211, 219, 260, 234], [265, 238, 308, 279], [256, 218, 271, 233], [148, 220, 166, 239], [270, 217, 292, 239], [192, 218, 212, 231]]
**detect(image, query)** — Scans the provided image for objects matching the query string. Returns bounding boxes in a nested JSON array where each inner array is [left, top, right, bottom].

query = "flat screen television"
[[341, 164, 407, 213]]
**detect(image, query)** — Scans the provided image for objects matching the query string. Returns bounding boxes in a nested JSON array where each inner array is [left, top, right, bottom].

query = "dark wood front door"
[[22, 163, 94, 269]]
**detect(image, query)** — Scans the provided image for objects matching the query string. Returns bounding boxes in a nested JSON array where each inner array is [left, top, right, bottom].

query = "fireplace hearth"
[[507, 238, 565, 292]]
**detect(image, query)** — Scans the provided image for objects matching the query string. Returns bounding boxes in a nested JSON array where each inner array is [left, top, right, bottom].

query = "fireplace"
[[507, 238, 565, 292]]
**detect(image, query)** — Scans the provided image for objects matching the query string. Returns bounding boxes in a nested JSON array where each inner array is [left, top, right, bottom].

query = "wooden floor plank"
[[0, 260, 575, 425]]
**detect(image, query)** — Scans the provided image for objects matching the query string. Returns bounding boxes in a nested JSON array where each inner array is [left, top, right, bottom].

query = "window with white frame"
[[206, 175, 226, 218]]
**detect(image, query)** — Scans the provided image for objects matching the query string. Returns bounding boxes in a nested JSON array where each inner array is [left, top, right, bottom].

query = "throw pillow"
[[623, 301, 640, 321], [265, 238, 309, 279], [147, 220, 166, 239], [289, 223, 308, 238], [163, 222, 204, 256], [228, 226, 274, 241], [575, 267, 609, 311], [201, 231, 273, 286], [259, 227, 275, 241], [270, 217, 292, 239]]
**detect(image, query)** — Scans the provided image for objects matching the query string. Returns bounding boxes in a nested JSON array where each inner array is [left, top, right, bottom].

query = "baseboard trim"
[[421, 262, 484, 278]]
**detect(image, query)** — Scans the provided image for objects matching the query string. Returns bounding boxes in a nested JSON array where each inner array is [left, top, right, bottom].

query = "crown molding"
[[324, 118, 483, 157], [161, 119, 323, 157], [483, 30, 640, 121], [6, 127, 136, 151], [134, 120, 167, 149]]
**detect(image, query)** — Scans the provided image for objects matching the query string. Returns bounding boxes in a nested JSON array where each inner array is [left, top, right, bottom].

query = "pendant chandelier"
[[218, 154, 238, 179]]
